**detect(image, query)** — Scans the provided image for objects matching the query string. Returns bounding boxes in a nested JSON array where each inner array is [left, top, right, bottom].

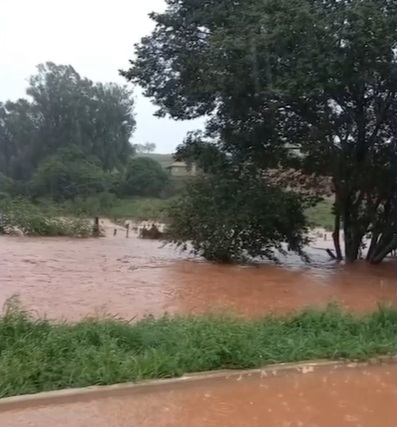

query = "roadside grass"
[[0, 301, 395, 399]]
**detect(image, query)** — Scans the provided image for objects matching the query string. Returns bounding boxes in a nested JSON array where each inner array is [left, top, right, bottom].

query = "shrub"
[[166, 173, 312, 263], [0, 199, 93, 237]]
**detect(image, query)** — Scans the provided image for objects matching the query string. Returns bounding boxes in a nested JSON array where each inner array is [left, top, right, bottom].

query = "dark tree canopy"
[[134, 142, 156, 153], [30, 146, 109, 202], [124, 0, 397, 263], [166, 171, 311, 263], [123, 157, 170, 197], [0, 62, 136, 183]]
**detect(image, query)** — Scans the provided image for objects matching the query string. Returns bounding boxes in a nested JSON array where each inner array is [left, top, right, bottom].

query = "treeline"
[[0, 62, 171, 204]]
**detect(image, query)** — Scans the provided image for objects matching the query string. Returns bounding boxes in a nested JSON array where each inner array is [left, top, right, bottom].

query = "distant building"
[[165, 161, 197, 177]]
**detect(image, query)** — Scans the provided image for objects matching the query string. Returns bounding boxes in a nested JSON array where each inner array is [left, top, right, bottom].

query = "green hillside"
[[136, 153, 174, 168]]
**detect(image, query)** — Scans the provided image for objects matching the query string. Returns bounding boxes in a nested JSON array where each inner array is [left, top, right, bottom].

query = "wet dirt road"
[[1, 364, 396, 427], [0, 235, 396, 320]]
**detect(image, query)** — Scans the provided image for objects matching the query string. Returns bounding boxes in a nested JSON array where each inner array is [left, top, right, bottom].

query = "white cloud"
[[0, 0, 203, 152]]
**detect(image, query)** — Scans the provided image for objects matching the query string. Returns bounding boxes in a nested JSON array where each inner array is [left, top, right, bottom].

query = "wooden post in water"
[[126, 223, 130, 238], [93, 217, 100, 237]]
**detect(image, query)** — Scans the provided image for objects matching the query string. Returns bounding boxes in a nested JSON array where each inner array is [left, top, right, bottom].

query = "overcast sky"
[[0, 0, 203, 153]]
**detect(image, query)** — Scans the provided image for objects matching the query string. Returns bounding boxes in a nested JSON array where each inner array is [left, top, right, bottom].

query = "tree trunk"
[[332, 214, 343, 260], [366, 231, 380, 261], [344, 223, 362, 262], [369, 236, 397, 264]]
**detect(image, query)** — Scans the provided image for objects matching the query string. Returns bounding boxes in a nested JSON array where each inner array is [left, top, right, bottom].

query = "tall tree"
[[0, 62, 136, 183], [123, 156, 170, 197], [31, 146, 109, 202], [166, 168, 311, 263], [134, 142, 156, 153], [123, 0, 397, 263]]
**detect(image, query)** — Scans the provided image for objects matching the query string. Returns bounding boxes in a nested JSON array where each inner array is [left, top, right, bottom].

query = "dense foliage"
[[30, 146, 110, 202], [123, 157, 170, 197], [0, 199, 93, 237], [166, 170, 312, 263], [0, 62, 175, 214], [124, 0, 397, 263], [134, 142, 156, 153], [0, 62, 136, 201]]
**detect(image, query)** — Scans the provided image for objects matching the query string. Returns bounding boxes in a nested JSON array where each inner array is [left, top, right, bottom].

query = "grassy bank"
[[306, 198, 334, 231], [0, 303, 395, 398], [63, 196, 334, 227], [100, 197, 172, 221], [38, 195, 172, 222], [2, 194, 335, 228]]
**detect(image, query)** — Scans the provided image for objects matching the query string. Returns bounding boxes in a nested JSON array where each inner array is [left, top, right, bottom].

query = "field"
[[306, 198, 334, 231], [106, 196, 335, 228]]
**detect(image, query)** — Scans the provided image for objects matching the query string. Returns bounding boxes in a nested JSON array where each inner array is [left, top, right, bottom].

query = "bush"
[[166, 173, 312, 263], [0, 199, 93, 237], [30, 146, 110, 202], [122, 157, 171, 197]]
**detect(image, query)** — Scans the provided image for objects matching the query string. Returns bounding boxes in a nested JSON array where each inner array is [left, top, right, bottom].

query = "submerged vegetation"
[[0, 199, 93, 237], [0, 301, 395, 398], [166, 172, 312, 262]]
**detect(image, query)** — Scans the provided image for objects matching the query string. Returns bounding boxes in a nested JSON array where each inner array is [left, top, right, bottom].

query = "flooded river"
[[1, 364, 396, 427], [0, 234, 396, 320]]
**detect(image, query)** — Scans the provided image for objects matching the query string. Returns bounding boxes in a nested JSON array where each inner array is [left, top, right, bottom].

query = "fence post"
[[93, 217, 100, 237]]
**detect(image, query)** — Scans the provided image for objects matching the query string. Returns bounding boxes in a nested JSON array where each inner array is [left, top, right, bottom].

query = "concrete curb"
[[0, 356, 396, 412]]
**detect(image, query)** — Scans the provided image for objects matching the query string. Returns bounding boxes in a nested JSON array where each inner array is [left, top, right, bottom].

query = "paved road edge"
[[1, 356, 396, 412]]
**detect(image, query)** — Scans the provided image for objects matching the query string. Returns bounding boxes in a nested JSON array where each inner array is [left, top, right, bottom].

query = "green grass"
[[4, 194, 337, 232], [99, 195, 335, 228], [0, 301, 395, 398], [102, 197, 173, 221], [306, 198, 334, 231], [37, 195, 173, 222], [83, 195, 336, 228]]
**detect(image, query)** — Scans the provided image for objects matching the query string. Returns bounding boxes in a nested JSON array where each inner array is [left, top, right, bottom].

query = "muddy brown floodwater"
[[1, 364, 396, 427], [1, 234, 397, 426], [0, 234, 396, 320]]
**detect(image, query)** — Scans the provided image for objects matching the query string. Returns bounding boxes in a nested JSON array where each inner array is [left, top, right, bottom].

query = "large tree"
[[0, 62, 136, 183], [123, 156, 170, 197], [123, 0, 397, 263], [166, 168, 311, 263], [30, 146, 109, 202]]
